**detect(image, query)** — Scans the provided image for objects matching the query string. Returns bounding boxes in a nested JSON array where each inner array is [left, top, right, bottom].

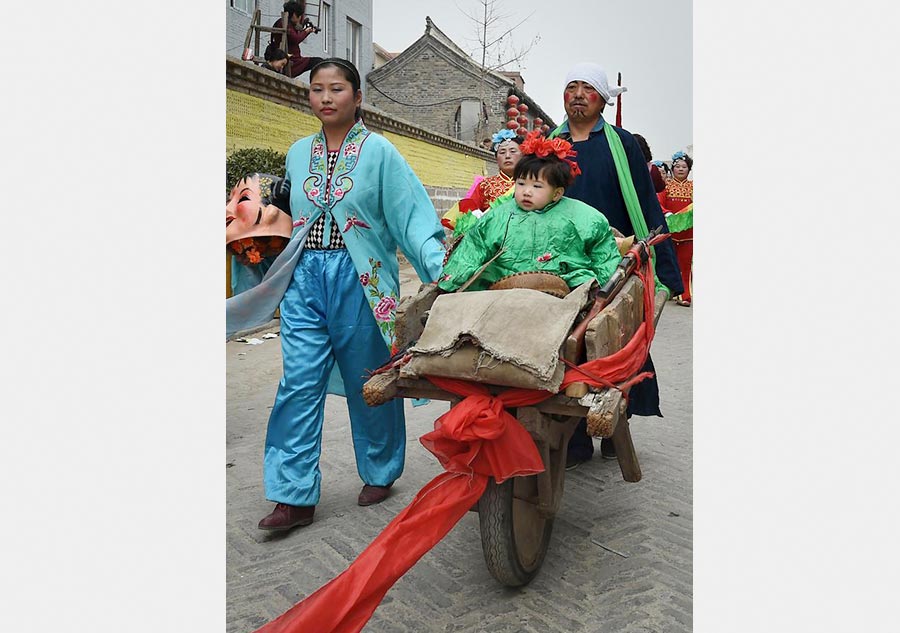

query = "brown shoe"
[[257, 503, 315, 531], [358, 483, 393, 506]]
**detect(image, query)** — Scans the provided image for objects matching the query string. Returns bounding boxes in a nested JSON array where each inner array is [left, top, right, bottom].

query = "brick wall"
[[367, 41, 512, 141]]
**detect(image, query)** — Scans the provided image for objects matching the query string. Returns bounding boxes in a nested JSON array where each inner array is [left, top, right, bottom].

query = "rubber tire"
[[478, 475, 554, 587]]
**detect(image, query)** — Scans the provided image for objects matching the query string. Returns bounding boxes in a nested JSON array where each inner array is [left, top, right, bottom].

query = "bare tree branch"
[[453, 0, 541, 142], [484, 12, 535, 48]]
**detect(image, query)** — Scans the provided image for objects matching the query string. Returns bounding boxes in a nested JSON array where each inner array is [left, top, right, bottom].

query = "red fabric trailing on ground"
[[254, 472, 486, 633], [254, 256, 657, 633], [254, 380, 545, 633]]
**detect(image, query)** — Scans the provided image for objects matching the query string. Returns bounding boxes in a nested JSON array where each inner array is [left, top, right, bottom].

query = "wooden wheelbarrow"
[[363, 266, 668, 586]]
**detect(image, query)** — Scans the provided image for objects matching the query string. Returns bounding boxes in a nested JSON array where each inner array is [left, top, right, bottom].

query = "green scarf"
[[665, 206, 693, 233], [550, 118, 660, 285]]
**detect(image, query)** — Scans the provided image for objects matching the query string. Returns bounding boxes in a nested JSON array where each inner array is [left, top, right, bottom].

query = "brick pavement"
[[226, 262, 692, 632]]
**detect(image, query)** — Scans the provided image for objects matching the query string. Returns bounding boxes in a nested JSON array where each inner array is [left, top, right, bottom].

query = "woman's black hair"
[[673, 154, 693, 171], [492, 135, 524, 154], [309, 57, 363, 121], [283, 1, 305, 18], [632, 133, 653, 162], [513, 154, 574, 190], [264, 46, 288, 62]]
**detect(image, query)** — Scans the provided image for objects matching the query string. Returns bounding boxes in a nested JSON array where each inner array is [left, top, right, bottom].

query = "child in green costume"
[[439, 131, 621, 293]]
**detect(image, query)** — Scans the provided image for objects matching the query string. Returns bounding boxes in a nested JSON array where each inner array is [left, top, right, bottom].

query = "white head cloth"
[[564, 63, 627, 106]]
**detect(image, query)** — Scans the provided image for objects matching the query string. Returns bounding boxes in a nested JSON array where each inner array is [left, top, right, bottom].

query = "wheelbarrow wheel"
[[478, 474, 553, 587]]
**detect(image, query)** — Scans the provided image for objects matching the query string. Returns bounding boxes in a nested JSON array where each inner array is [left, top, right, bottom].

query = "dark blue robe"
[[560, 119, 683, 450]]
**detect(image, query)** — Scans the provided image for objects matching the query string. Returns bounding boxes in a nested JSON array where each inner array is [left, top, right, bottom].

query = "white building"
[[226, 0, 374, 85]]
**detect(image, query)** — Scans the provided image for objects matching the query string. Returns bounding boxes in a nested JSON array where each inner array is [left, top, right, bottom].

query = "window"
[[321, 3, 330, 53], [346, 18, 361, 68], [454, 100, 482, 142], [230, 0, 254, 15]]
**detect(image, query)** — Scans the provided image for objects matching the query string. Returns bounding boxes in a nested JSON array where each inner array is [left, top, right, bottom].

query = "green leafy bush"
[[226, 147, 287, 193]]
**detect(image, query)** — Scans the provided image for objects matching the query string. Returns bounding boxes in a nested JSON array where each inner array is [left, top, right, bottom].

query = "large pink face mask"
[[226, 173, 293, 264]]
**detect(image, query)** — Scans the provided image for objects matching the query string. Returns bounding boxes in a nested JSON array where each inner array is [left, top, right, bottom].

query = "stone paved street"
[[226, 264, 692, 633]]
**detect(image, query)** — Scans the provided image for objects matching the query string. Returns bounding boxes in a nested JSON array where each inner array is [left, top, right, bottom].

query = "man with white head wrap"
[[565, 62, 627, 109], [555, 62, 684, 468]]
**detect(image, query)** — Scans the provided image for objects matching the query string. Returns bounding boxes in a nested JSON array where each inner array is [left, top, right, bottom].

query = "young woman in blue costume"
[[257, 58, 446, 531]]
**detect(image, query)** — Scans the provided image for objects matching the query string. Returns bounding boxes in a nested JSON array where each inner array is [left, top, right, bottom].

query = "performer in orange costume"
[[441, 129, 524, 235]]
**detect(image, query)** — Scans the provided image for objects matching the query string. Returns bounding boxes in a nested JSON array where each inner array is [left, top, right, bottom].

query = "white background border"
[[3, 1, 899, 631]]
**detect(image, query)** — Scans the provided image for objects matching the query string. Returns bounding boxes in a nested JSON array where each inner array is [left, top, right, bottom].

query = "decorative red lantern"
[[507, 94, 520, 106], [533, 117, 543, 127], [516, 127, 528, 137], [517, 103, 528, 113], [506, 107, 519, 119], [506, 120, 519, 130], [516, 115, 528, 126]]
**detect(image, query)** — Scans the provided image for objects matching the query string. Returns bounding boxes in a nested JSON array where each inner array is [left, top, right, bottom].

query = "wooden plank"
[[394, 283, 439, 351], [585, 275, 644, 361], [611, 419, 642, 482], [280, 11, 289, 55], [516, 408, 554, 514], [362, 368, 400, 407], [564, 382, 589, 398], [565, 275, 644, 396], [536, 440, 554, 515], [253, 8, 260, 58], [390, 382, 461, 405], [514, 406, 554, 446], [653, 288, 668, 326], [253, 26, 292, 33], [243, 9, 260, 49], [515, 409, 580, 517], [531, 398, 589, 418], [392, 376, 589, 417], [585, 389, 626, 438]]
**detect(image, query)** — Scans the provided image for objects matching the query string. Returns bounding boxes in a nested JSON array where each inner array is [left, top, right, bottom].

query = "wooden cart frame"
[[364, 278, 667, 586]]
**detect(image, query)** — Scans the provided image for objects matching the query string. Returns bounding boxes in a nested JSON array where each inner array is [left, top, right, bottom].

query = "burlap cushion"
[[400, 281, 594, 391]]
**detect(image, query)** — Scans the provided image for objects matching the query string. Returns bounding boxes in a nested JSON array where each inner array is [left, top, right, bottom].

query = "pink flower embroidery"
[[373, 296, 397, 322], [313, 143, 325, 157], [343, 215, 372, 232], [309, 187, 320, 197], [360, 272, 370, 286], [343, 143, 358, 157], [333, 188, 345, 200], [293, 217, 308, 227], [537, 252, 553, 263]]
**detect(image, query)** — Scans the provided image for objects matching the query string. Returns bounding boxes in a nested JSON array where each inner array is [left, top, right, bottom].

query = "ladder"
[[240, 2, 322, 64], [240, 9, 288, 64]]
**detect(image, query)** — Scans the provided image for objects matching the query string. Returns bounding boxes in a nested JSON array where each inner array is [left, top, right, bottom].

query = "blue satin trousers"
[[263, 249, 404, 506]]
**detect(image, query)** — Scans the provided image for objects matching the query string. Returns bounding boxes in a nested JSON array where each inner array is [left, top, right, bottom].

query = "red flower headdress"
[[519, 130, 582, 178]]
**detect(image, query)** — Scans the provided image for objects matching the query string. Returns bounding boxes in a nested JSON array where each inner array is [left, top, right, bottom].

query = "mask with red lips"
[[225, 173, 293, 265]]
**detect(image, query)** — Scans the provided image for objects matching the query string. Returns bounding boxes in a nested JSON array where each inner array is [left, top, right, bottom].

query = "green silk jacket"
[[438, 196, 621, 292]]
